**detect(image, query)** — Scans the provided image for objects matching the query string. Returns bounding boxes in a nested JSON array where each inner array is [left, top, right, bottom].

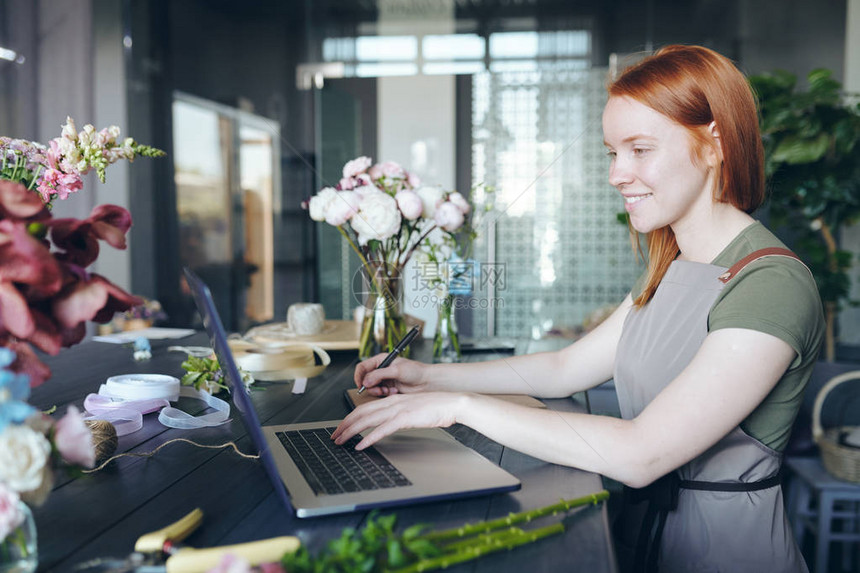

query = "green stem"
[[388, 522, 564, 573], [418, 490, 609, 543], [27, 164, 43, 190]]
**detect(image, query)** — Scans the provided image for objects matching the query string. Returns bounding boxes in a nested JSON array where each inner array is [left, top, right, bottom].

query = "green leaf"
[[772, 133, 830, 164], [387, 539, 406, 567]]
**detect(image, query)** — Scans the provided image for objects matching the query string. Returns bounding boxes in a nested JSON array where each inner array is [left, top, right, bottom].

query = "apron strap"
[[717, 247, 802, 283], [626, 469, 783, 573]]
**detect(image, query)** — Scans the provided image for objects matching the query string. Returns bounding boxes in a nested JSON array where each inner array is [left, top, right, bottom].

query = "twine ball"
[[287, 303, 325, 336], [85, 419, 118, 465]]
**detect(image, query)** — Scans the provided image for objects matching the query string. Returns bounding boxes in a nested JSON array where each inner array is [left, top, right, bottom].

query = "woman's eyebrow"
[[603, 134, 657, 147]]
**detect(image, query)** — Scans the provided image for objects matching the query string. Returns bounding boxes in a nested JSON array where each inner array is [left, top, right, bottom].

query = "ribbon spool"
[[84, 374, 231, 436], [228, 340, 330, 381]]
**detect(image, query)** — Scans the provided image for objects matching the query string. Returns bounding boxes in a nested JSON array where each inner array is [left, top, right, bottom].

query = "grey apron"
[[613, 250, 808, 573]]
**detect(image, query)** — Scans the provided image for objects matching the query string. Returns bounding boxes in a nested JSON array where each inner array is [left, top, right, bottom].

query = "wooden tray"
[[244, 320, 360, 350]]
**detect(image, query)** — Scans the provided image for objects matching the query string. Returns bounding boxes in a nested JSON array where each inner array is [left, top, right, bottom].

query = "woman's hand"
[[354, 353, 429, 396], [331, 392, 469, 449]]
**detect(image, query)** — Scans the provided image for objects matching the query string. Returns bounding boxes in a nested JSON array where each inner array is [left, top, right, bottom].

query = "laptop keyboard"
[[276, 427, 412, 496]]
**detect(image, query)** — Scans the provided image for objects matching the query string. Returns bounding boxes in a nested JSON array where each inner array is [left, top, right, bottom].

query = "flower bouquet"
[[0, 118, 164, 386], [304, 157, 471, 359]]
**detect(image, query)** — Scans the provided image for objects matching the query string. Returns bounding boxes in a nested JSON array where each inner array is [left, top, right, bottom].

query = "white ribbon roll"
[[84, 373, 230, 435], [100, 374, 180, 401]]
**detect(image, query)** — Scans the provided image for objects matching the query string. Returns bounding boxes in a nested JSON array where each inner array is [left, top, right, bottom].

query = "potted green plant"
[[749, 69, 860, 361]]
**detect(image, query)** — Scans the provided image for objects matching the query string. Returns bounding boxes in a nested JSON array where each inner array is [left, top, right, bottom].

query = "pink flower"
[[378, 161, 405, 179], [407, 172, 421, 187], [447, 191, 471, 215], [337, 177, 355, 190], [434, 201, 465, 231], [54, 405, 95, 468], [325, 191, 360, 226], [395, 190, 423, 220], [342, 156, 372, 179], [0, 483, 24, 541]]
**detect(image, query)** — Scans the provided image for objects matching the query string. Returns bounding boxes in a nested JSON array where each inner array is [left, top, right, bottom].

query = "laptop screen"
[[183, 267, 294, 515]]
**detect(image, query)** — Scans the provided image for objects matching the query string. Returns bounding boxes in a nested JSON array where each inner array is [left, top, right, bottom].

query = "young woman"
[[332, 45, 824, 573]]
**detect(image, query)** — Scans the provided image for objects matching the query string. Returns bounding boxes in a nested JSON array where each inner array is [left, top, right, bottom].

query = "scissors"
[[73, 508, 299, 572]]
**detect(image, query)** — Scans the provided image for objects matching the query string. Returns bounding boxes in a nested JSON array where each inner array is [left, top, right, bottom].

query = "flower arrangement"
[[0, 348, 97, 561], [304, 156, 472, 358], [0, 119, 163, 386]]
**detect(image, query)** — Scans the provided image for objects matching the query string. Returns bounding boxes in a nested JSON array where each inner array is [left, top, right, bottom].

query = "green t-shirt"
[[632, 221, 825, 451]]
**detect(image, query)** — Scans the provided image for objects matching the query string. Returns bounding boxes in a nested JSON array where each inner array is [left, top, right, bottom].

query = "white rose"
[[325, 191, 360, 226], [447, 191, 471, 214], [434, 201, 465, 232], [308, 187, 338, 222], [415, 186, 445, 218], [0, 425, 52, 493], [351, 192, 402, 245]]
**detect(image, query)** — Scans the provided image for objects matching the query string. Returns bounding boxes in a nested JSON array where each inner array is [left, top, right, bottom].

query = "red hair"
[[608, 45, 765, 306]]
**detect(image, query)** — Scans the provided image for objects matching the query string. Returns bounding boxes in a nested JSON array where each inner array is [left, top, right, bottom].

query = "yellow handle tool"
[[165, 536, 301, 573], [134, 508, 204, 553]]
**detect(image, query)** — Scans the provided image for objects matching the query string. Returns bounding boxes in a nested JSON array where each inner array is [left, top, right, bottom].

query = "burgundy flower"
[[50, 204, 132, 267], [0, 180, 49, 220], [52, 273, 142, 329]]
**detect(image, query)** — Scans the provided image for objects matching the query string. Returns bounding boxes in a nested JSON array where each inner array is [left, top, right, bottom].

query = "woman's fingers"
[[332, 393, 460, 449], [332, 400, 390, 443], [353, 353, 387, 388]]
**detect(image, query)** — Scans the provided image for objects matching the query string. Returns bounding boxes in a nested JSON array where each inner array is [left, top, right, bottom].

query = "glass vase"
[[358, 263, 409, 360], [0, 502, 37, 573], [433, 294, 461, 363]]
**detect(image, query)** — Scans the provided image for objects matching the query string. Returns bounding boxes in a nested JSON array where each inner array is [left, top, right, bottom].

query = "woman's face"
[[602, 95, 716, 235]]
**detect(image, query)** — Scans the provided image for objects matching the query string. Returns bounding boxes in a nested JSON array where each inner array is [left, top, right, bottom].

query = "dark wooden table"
[[29, 333, 617, 572]]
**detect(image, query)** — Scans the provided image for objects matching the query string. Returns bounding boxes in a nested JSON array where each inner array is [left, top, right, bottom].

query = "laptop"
[[184, 268, 521, 518]]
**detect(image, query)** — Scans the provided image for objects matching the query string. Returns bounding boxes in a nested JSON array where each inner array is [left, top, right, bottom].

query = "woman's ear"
[[707, 121, 723, 165]]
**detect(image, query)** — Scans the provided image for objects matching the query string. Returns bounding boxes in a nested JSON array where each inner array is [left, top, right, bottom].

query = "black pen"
[[357, 325, 420, 394]]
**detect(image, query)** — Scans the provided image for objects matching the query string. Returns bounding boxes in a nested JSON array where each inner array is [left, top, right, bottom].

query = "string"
[[82, 438, 259, 474]]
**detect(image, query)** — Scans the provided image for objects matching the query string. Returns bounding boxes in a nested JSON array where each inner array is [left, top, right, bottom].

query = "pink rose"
[[395, 190, 423, 220], [434, 201, 465, 231], [0, 483, 24, 541], [447, 191, 471, 214], [338, 177, 355, 191], [407, 172, 421, 187], [54, 405, 95, 468], [342, 156, 372, 179], [325, 191, 360, 226]]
